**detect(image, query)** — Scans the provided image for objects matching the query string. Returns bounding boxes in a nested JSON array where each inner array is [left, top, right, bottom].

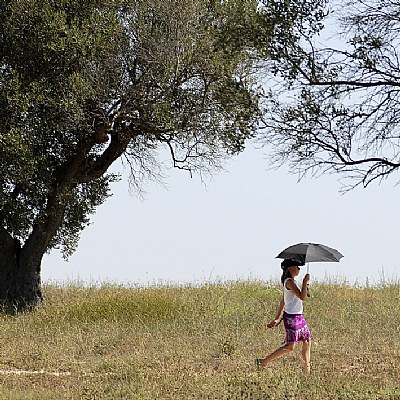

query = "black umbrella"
[[276, 242, 344, 272]]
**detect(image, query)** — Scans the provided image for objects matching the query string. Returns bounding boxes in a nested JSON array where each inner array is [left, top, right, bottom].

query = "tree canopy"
[[258, 0, 400, 190], [0, 0, 264, 259]]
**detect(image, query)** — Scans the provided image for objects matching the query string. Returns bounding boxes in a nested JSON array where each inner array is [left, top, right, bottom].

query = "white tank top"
[[284, 278, 303, 314]]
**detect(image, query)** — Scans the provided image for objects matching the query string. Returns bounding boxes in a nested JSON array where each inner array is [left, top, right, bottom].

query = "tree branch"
[[309, 79, 400, 87], [75, 129, 133, 183]]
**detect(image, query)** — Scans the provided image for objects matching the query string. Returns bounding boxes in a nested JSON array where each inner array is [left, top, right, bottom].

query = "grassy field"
[[0, 280, 399, 399]]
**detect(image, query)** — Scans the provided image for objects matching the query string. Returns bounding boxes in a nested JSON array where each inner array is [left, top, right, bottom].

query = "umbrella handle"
[[307, 263, 310, 274]]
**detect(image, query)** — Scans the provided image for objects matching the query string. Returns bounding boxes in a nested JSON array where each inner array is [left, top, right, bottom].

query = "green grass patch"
[[0, 280, 398, 399]]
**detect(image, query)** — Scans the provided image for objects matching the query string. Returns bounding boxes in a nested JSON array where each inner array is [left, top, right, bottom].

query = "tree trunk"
[[0, 133, 130, 313], [0, 233, 43, 312]]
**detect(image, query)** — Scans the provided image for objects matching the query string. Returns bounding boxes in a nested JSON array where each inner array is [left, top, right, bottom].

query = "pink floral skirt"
[[283, 312, 312, 343]]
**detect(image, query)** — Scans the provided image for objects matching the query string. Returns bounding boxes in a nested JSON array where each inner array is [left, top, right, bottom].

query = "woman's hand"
[[266, 320, 278, 328], [303, 273, 310, 284]]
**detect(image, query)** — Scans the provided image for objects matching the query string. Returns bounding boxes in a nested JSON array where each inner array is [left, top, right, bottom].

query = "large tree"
[[259, 0, 400, 190], [1, 0, 302, 310]]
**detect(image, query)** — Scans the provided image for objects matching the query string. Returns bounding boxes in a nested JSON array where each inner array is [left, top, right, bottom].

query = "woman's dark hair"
[[281, 267, 293, 285]]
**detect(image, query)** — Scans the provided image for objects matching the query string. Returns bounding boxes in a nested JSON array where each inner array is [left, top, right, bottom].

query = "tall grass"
[[0, 280, 398, 399]]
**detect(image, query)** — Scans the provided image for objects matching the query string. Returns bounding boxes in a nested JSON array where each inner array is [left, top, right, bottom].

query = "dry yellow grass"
[[0, 281, 398, 399]]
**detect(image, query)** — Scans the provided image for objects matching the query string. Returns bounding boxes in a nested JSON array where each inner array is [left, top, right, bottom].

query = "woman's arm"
[[286, 274, 310, 301], [267, 295, 285, 328]]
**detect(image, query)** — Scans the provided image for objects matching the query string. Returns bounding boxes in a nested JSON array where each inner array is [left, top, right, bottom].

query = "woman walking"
[[256, 259, 312, 373]]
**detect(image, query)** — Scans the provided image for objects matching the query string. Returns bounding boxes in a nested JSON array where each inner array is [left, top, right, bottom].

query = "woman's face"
[[288, 265, 301, 277]]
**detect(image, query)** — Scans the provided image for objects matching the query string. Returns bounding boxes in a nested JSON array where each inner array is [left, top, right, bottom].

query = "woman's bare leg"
[[301, 340, 311, 373], [258, 342, 295, 367]]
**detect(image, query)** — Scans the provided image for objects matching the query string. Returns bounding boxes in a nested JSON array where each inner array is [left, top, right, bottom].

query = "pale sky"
[[42, 143, 400, 287]]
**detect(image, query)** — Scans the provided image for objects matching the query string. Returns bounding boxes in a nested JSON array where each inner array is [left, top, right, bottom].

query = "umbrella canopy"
[[276, 243, 344, 264]]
